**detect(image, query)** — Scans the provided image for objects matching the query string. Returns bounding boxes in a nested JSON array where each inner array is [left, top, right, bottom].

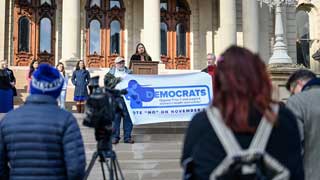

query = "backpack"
[[206, 105, 290, 180]]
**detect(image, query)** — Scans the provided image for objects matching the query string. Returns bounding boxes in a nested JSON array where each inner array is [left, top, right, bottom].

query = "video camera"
[[83, 74, 127, 151], [83, 74, 127, 180]]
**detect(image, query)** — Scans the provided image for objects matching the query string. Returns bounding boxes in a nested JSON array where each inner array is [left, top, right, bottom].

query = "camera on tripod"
[[84, 75, 127, 141], [83, 74, 127, 180]]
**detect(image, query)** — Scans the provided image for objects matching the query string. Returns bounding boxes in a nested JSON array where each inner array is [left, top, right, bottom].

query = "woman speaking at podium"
[[130, 43, 152, 61]]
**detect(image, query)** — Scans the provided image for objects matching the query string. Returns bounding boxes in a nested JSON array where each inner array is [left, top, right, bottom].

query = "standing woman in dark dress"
[[71, 60, 90, 113], [0, 60, 14, 113], [26, 60, 39, 93], [2, 60, 17, 96], [130, 43, 152, 62]]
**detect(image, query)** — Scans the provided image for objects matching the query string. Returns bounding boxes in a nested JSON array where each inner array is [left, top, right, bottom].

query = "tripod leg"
[[114, 157, 125, 180], [100, 160, 107, 180], [84, 152, 99, 180], [109, 159, 115, 180], [102, 158, 114, 180], [112, 159, 119, 180], [100, 150, 124, 180]]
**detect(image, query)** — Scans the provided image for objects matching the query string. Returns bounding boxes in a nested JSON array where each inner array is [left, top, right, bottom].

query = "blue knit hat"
[[30, 64, 64, 99]]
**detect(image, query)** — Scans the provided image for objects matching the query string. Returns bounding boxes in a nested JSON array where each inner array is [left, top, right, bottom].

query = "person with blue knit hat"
[[30, 63, 64, 98], [0, 63, 86, 180]]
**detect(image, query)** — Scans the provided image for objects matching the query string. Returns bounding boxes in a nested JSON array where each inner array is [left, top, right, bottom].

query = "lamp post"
[[257, 0, 297, 64]]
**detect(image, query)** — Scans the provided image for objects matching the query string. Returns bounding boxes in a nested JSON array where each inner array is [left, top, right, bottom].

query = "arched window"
[[110, 20, 120, 54], [160, 0, 168, 11], [90, 20, 101, 54], [86, 0, 125, 67], [14, 0, 56, 66], [176, 0, 188, 11], [40, 17, 52, 53], [161, 22, 168, 55], [296, 10, 310, 67], [41, 0, 51, 5], [19, 0, 31, 4], [90, 0, 100, 7], [110, 0, 121, 9], [18, 17, 30, 52], [160, 0, 190, 69], [176, 23, 186, 56]]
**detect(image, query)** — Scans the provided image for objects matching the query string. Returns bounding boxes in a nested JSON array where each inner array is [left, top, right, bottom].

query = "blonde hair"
[[0, 60, 7, 68]]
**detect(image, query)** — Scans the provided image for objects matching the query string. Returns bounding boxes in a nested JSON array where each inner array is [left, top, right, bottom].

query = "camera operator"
[[107, 56, 134, 144], [0, 64, 86, 180]]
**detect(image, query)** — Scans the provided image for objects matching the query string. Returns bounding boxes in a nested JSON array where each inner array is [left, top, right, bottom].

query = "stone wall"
[[3, 0, 320, 72]]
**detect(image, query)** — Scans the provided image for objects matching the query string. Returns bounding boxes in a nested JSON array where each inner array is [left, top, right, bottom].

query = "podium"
[[129, 61, 159, 75]]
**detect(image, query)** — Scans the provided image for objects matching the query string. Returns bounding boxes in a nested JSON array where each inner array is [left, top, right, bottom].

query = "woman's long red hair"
[[213, 46, 272, 132]]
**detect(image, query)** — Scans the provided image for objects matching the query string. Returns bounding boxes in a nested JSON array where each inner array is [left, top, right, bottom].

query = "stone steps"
[[3, 66, 190, 180], [79, 118, 187, 179], [86, 169, 182, 180], [0, 113, 188, 180]]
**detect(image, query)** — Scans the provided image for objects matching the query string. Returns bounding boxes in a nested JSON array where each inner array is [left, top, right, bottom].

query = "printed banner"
[[117, 72, 213, 125]]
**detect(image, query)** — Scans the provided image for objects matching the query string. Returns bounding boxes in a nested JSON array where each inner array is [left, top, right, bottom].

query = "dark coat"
[[0, 70, 11, 90], [0, 94, 86, 180], [4, 68, 17, 96], [130, 54, 152, 61], [181, 105, 304, 180], [71, 69, 90, 97], [0, 70, 13, 113]]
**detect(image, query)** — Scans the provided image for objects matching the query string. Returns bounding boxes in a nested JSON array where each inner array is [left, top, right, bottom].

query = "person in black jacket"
[[181, 46, 304, 180], [0, 60, 13, 113], [0, 64, 86, 180], [1, 60, 17, 96], [130, 43, 152, 62]]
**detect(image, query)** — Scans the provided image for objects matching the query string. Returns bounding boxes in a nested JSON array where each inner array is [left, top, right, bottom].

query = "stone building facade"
[[0, 0, 319, 72]]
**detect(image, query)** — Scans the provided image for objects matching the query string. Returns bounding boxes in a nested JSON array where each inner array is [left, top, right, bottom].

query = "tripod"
[[84, 140, 125, 180]]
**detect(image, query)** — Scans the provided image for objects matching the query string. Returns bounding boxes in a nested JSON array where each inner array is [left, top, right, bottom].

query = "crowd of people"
[[0, 44, 319, 179]]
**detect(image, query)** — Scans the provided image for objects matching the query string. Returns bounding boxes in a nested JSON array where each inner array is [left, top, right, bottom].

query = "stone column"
[[269, 3, 292, 64], [242, 0, 259, 53], [61, 0, 80, 67], [0, 0, 6, 60], [219, 0, 236, 52], [143, 0, 160, 61]]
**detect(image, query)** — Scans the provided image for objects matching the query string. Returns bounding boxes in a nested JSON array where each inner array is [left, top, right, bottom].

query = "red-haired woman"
[[181, 46, 304, 180]]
